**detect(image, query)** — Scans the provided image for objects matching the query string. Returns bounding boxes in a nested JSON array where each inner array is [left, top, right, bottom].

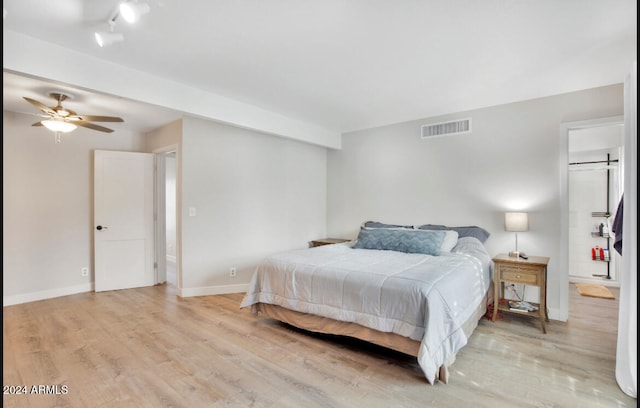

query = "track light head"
[[119, 1, 150, 24], [94, 1, 148, 47], [95, 31, 124, 47]]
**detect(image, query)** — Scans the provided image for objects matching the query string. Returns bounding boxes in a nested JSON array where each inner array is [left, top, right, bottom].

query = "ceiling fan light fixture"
[[95, 31, 124, 47], [119, 1, 150, 24], [42, 119, 77, 133]]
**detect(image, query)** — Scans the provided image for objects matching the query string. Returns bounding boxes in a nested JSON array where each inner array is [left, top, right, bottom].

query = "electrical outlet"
[[229, 267, 236, 277], [81, 267, 89, 277]]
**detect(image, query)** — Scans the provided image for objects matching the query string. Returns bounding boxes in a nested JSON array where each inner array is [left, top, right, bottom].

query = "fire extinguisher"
[[592, 246, 598, 260]]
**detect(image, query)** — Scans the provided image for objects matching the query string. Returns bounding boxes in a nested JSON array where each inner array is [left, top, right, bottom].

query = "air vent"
[[421, 118, 472, 139]]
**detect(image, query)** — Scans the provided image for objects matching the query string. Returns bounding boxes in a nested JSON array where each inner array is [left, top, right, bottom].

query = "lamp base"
[[508, 251, 520, 257]]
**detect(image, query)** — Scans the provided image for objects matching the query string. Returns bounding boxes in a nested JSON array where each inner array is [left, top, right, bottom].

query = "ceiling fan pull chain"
[[54, 132, 62, 144]]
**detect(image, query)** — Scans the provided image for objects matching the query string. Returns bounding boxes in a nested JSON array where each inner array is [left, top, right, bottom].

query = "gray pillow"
[[353, 227, 445, 255], [363, 221, 414, 229], [417, 224, 490, 243]]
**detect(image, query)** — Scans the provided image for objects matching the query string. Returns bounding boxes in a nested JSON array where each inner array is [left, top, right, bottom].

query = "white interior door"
[[94, 150, 155, 292]]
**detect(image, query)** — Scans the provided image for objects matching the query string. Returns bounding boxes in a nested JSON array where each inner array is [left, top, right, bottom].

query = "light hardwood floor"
[[3, 283, 636, 408]]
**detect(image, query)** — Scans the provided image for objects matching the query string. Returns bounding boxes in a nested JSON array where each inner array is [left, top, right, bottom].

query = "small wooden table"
[[492, 253, 550, 333], [310, 238, 351, 247]]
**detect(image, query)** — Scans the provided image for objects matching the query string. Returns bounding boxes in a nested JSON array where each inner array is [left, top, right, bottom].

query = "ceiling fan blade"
[[74, 121, 114, 133], [15, 110, 49, 118], [23, 97, 57, 116], [71, 115, 124, 122], [31, 121, 44, 127]]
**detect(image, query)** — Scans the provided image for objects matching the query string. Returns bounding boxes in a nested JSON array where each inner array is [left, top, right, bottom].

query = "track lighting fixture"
[[95, 13, 124, 48], [95, 30, 124, 47], [119, 1, 150, 24], [94, 1, 150, 47]]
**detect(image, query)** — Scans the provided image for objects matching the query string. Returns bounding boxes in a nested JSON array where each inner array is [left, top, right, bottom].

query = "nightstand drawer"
[[499, 266, 540, 285]]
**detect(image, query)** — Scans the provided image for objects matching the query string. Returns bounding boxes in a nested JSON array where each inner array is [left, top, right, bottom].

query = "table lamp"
[[505, 212, 529, 257]]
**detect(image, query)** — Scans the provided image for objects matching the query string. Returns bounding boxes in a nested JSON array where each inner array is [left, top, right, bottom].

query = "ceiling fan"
[[23, 92, 124, 134]]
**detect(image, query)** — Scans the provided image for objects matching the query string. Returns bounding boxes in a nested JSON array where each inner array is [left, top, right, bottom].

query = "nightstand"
[[492, 253, 550, 333], [310, 238, 351, 247]]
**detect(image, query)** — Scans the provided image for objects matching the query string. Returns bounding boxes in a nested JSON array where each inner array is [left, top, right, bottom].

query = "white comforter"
[[240, 236, 492, 384]]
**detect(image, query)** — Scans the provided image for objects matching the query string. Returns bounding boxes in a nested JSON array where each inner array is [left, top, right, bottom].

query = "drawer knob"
[[516, 275, 521, 279]]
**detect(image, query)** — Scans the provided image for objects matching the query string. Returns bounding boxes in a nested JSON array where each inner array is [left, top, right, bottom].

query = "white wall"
[[2, 111, 146, 304], [3, 85, 624, 308], [3, 111, 327, 304], [178, 117, 327, 296], [327, 84, 624, 321]]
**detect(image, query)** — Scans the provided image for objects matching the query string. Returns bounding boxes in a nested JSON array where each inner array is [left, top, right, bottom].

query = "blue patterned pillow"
[[352, 227, 445, 255]]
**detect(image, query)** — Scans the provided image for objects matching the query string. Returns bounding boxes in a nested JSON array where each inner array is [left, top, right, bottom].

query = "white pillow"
[[440, 230, 459, 253]]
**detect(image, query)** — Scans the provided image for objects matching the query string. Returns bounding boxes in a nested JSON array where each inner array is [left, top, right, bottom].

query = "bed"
[[240, 223, 493, 384]]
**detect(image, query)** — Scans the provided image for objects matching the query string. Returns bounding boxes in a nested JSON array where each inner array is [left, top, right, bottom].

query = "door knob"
[[96, 225, 108, 231]]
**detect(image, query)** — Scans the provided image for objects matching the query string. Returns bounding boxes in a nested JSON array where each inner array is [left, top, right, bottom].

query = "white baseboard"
[[547, 307, 564, 322], [4, 282, 249, 306], [178, 283, 249, 298], [3, 283, 93, 307], [569, 276, 620, 287]]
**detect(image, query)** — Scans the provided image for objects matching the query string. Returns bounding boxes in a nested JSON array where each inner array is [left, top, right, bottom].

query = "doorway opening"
[[154, 147, 178, 288], [164, 151, 177, 285], [560, 115, 624, 322], [568, 125, 623, 285]]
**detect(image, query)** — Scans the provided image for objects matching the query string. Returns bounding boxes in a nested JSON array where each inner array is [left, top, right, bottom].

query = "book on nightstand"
[[509, 301, 538, 312]]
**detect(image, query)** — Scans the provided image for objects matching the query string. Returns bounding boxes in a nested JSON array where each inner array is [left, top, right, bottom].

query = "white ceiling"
[[2, 0, 637, 140]]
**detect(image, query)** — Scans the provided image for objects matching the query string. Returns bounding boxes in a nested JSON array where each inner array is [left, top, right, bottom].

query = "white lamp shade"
[[505, 212, 529, 232], [119, 2, 150, 23], [41, 119, 77, 133], [95, 31, 124, 47]]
